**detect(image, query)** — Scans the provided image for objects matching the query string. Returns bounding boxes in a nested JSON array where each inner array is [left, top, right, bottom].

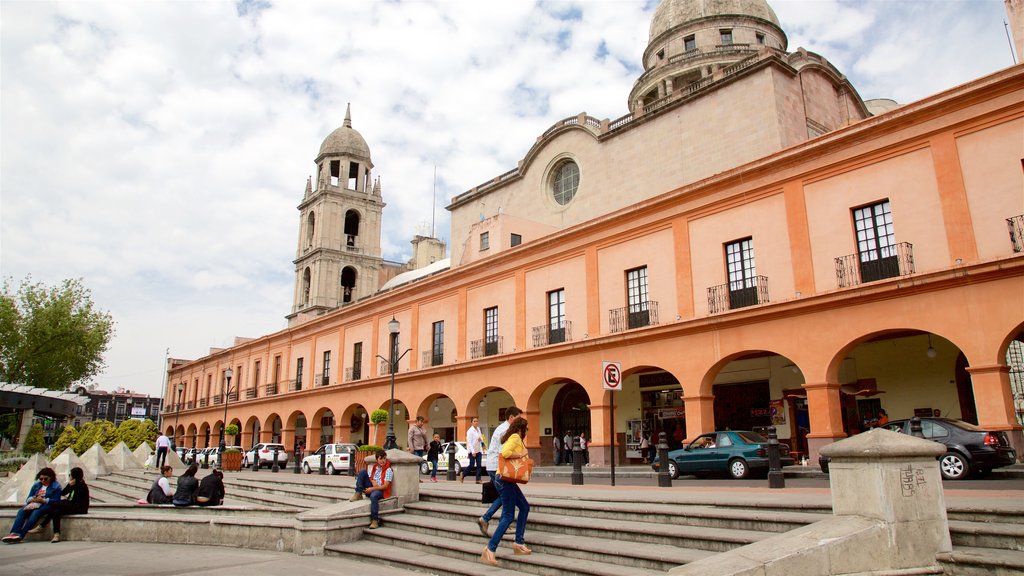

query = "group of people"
[[3, 467, 90, 544], [551, 430, 589, 466], [144, 463, 225, 506]]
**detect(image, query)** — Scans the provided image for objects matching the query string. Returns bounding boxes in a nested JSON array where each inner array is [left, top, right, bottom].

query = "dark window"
[[253, 361, 261, 391], [684, 35, 696, 52], [352, 342, 362, 380], [725, 238, 757, 309], [755, 33, 765, 45], [510, 233, 522, 247], [330, 160, 340, 186], [341, 266, 357, 303], [854, 201, 898, 282], [344, 210, 360, 246], [295, 358, 304, 389], [348, 162, 359, 189], [432, 321, 444, 366], [656, 48, 665, 60], [322, 351, 331, 385], [480, 231, 490, 251], [485, 307, 499, 356], [273, 355, 281, 384], [548, 289, 566, 344], [720, 29, 733, 45], [626, 267, 649, 329]]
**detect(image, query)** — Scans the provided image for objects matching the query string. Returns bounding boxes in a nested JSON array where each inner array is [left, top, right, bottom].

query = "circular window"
[[550, 160, 580, 205]]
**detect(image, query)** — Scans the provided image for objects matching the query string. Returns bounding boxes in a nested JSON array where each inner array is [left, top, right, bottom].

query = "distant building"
[[68, 385, 162, 430]]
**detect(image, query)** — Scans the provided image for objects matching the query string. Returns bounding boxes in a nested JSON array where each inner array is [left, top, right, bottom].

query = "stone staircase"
[[939, 506, 1024, 575]]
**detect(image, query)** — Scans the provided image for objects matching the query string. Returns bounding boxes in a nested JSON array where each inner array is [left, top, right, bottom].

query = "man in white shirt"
[[460, 417, 484, 484], [476, 406, 522, 537], [155, 433, 172, 469]]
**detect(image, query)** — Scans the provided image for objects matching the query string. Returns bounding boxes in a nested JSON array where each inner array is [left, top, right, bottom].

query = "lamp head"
[[225, 367, 233, 380], [388, 317, 400, 335]]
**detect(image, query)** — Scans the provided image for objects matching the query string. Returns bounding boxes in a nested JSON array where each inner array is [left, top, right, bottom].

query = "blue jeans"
[[554, 447, 561, 466], [429, 459, 438, 478], [487, 480, 529, 551], [9, 504, 52, 537], [461, 452, 483, 481], [482, 471, 503, 521], [355, 470, 385, 520]]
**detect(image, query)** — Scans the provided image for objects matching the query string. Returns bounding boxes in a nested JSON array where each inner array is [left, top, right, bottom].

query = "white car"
[[301, 443, 358, 475], [242, 443, 289, 468], [420, 441, 473, 475]]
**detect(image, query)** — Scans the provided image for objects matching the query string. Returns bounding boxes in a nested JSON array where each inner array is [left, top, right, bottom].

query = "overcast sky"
[[0, 0, 1016, 400]]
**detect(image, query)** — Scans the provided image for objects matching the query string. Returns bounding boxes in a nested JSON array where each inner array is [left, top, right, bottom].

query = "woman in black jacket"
[[172, 463, 200, 506], [195, 470, 225, 506], [33, 467, 89, 543]]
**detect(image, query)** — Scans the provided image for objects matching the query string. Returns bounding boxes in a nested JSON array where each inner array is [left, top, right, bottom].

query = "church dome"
[[318, 104, 371, 160], [650, 0, 782, 41]]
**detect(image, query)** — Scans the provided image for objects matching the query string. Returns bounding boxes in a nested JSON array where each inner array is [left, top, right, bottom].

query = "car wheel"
[[327, 463, 336, 475], [940, 452, 970, 480], [420, 462, 430, 475], [303, 463, 311, 474], [667, 460, 680, 480], [728, 458, 750, 479]]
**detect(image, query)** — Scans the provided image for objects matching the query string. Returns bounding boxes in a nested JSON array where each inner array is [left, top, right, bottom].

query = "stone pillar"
[[307, 423, 322, 451], [587, 403, 609, 466], [820, 428, 951, 571], [682, 394, 714, 440], [14, 408, 34, 451], [240, 430, 253, 449], [335, 423, 349, 444], [259, 428, 274, 443], [455, 415, 474, 445], [967, 364, 1024, 461], [803, 381, 846, 463], [385, 448, 422, 504]]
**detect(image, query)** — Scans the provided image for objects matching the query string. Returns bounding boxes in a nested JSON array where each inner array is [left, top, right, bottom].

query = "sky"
[[0, 0, 1017, 400]]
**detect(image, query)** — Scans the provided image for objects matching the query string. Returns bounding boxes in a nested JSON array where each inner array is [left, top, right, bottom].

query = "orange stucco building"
[[163, 0, 1024, 467]]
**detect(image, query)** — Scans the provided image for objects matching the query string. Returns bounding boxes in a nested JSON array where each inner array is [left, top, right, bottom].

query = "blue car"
[[652, 430, 794, 479]]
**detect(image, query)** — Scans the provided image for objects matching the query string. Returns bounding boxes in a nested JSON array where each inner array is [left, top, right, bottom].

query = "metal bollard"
[[319, 450, 327, 475], [294, 449, 302, 474], [767, 426, 785, 489], [571, 436, 584, 485], [203, 450, 209, 469], [252, 450, 259, 472], [446, 442, 457, 482], [272, 447, 280, 472], [348, 448, 357, 477], [657, 431, 672, 487], [910, 416, 924, 438]]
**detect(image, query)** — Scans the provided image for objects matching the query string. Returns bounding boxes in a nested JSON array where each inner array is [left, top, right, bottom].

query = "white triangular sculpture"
[[133, 442, 154, 468], [106, 442, 140, 471], [161, 447, 187, 470], [50, 448, 95, 483], [80, 443, 110, 477], [0, 453, 50, 503]]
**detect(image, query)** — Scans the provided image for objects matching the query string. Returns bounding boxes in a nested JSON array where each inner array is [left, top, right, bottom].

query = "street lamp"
[[218, 367, 233, 453], [172, 382, 185, 450], [376, 317, 410, 450]]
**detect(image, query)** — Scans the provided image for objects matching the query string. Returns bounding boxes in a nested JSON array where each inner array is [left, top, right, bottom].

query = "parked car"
[[819, 418, 1017, 480], [301, 443, 359, 474], [242, 443, 289, 468], [420, 441, 471, 475], [651, 430, 794, 479], [183, 447, 203, 464]]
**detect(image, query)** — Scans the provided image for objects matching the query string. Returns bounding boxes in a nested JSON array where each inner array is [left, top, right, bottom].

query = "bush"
[[73, 421, 118, 454], [225, 423, 240, 437], [370, 409, 388, 424], [52, 425, 79, 456], [115, 418, 157, 450], [22, 423, 46, 454], [357, 445, 383, 452], [0, 455, 28, 474]]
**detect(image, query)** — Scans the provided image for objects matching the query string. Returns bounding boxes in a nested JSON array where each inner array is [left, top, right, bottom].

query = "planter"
[[221, 451, 242, 471], [355, 450, 375, 474]]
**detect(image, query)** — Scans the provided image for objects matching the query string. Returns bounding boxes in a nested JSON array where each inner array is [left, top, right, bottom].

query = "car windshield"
[[735, 431, 767, 444]]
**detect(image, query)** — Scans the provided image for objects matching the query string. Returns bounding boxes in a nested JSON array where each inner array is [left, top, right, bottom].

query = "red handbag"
[[498, 454, 535, 484]]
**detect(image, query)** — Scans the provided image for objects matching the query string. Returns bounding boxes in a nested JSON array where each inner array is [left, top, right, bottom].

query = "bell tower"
[[288, 104, 385, 325]]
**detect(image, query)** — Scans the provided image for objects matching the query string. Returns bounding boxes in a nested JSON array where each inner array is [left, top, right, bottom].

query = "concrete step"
[[359, 526, 659, 576], [327, 539, 522, 576], [98, 471, 321, 510], [229, 477, 346, 504], [946, 507, 1024, 525], [948, 520, 1024, 552], [405, 499, 771, 552], [937, 546, 1024, 576], [379, 509, 713, 571]]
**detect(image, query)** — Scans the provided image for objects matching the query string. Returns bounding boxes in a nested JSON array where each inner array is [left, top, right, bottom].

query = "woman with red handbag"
[[481, 417, 532, 565]]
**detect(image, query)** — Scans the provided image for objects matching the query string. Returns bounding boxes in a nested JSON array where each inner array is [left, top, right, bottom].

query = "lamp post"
[[172, 382, 185, 450], [218, 367, 233, 452], [376, 317, 411, 451]]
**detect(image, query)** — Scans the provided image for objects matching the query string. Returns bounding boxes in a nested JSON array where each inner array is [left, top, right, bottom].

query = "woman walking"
[[481, 416, 531, 565]]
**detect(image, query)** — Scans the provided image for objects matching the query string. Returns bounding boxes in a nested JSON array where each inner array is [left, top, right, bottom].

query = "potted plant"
[[221, 424, 242, 471]]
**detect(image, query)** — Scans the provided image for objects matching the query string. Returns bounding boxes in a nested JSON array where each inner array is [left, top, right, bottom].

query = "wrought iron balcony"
[[186, 401, 194, 410], [379, 360, 393, 376], [532, 321, 573, 347], [1009, 215, 1024, 253], [345, 366, 361, 382], [227, 390, 238, 402], [245, 388, 257, 399], [835, 242, 914, 288], [317, 373, 329, 387], [609, 302, 659, 333], [708, 276, 769, 314], [198, 398, 207, 408], [265, 383, 278, 396], [422, 350, 444, 367], [212, 395, 222, 405], [287, 379, 301, 392], [470, 336, 503, 359]]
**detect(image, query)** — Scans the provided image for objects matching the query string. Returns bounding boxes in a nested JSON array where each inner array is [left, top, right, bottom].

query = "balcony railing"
[[287, 379, 301, 392], [708, 276, 769, 314], [186, 401, 194, 410], [212, 395, 222, 405], [317, 373, 330, 387], [422, 350, 444, 367], [198, 398, 207, 408], [1009, 215, 1024, 253], [609, 301, 659, 333], [532, 321, 573, 347], [245, 388, 257, 399], [345, 366, 361, 382], [379, 360, 393, 376], [835, 242, 915, 288], [470, 336, 503, 359], [227, 390, 238, 402], [265, 383, 278, 396]]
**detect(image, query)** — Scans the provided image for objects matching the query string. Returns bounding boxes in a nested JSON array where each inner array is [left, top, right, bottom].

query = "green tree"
[[116, 418, 157, 450], [22, 422, 46, 454], [0, 277, 115, 390], [73, 420, 117, 454], [52, 425, 79, 456], [370, 408, 388, 446]]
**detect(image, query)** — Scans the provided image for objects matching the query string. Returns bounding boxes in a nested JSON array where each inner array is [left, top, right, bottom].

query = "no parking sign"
[[602, 361, 622, 391]]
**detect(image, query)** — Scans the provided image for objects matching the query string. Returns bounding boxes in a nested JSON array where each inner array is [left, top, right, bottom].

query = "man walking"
[[155, 432, 171, 469], [563, 431, 573, 465], [552, 433, 561, 466], [407, 416, 428, 457], [461, 417, 484, 483], [476, 406, 523, 537]]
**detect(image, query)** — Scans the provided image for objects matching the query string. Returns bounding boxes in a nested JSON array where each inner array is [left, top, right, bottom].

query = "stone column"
[[803, 381, 846, 463], [385, 448, 422, 504], [682, 394, 714, 440], [14, 408, 34, 452], [587, 403, 609, 466], [967, 364, 1024, 460]]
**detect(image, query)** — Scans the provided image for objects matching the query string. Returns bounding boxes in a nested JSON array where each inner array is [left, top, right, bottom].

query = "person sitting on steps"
[[196, 469, 225, 506], [28, 466, 90, 543], [145, 466, 174, 504], [349, 449, 392, 529]]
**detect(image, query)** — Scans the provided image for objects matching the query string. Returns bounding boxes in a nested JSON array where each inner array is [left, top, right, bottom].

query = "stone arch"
[[263, 413, 283, 444], [198, 422, 211, 448], [619, 364, 687, 458], [308, 406, 336, 450], [344, 209, 361, 241], [341, 267, 357, 303], [243, 415, 261, 449], [377, 398, 410, 448], [417, 394, 457, 442], [306, 211, 315, 247], [186, 423, 197, 447], [227, 417, 242, 446], [340, 403, 370, 446], [467, 386, 519, 448]]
